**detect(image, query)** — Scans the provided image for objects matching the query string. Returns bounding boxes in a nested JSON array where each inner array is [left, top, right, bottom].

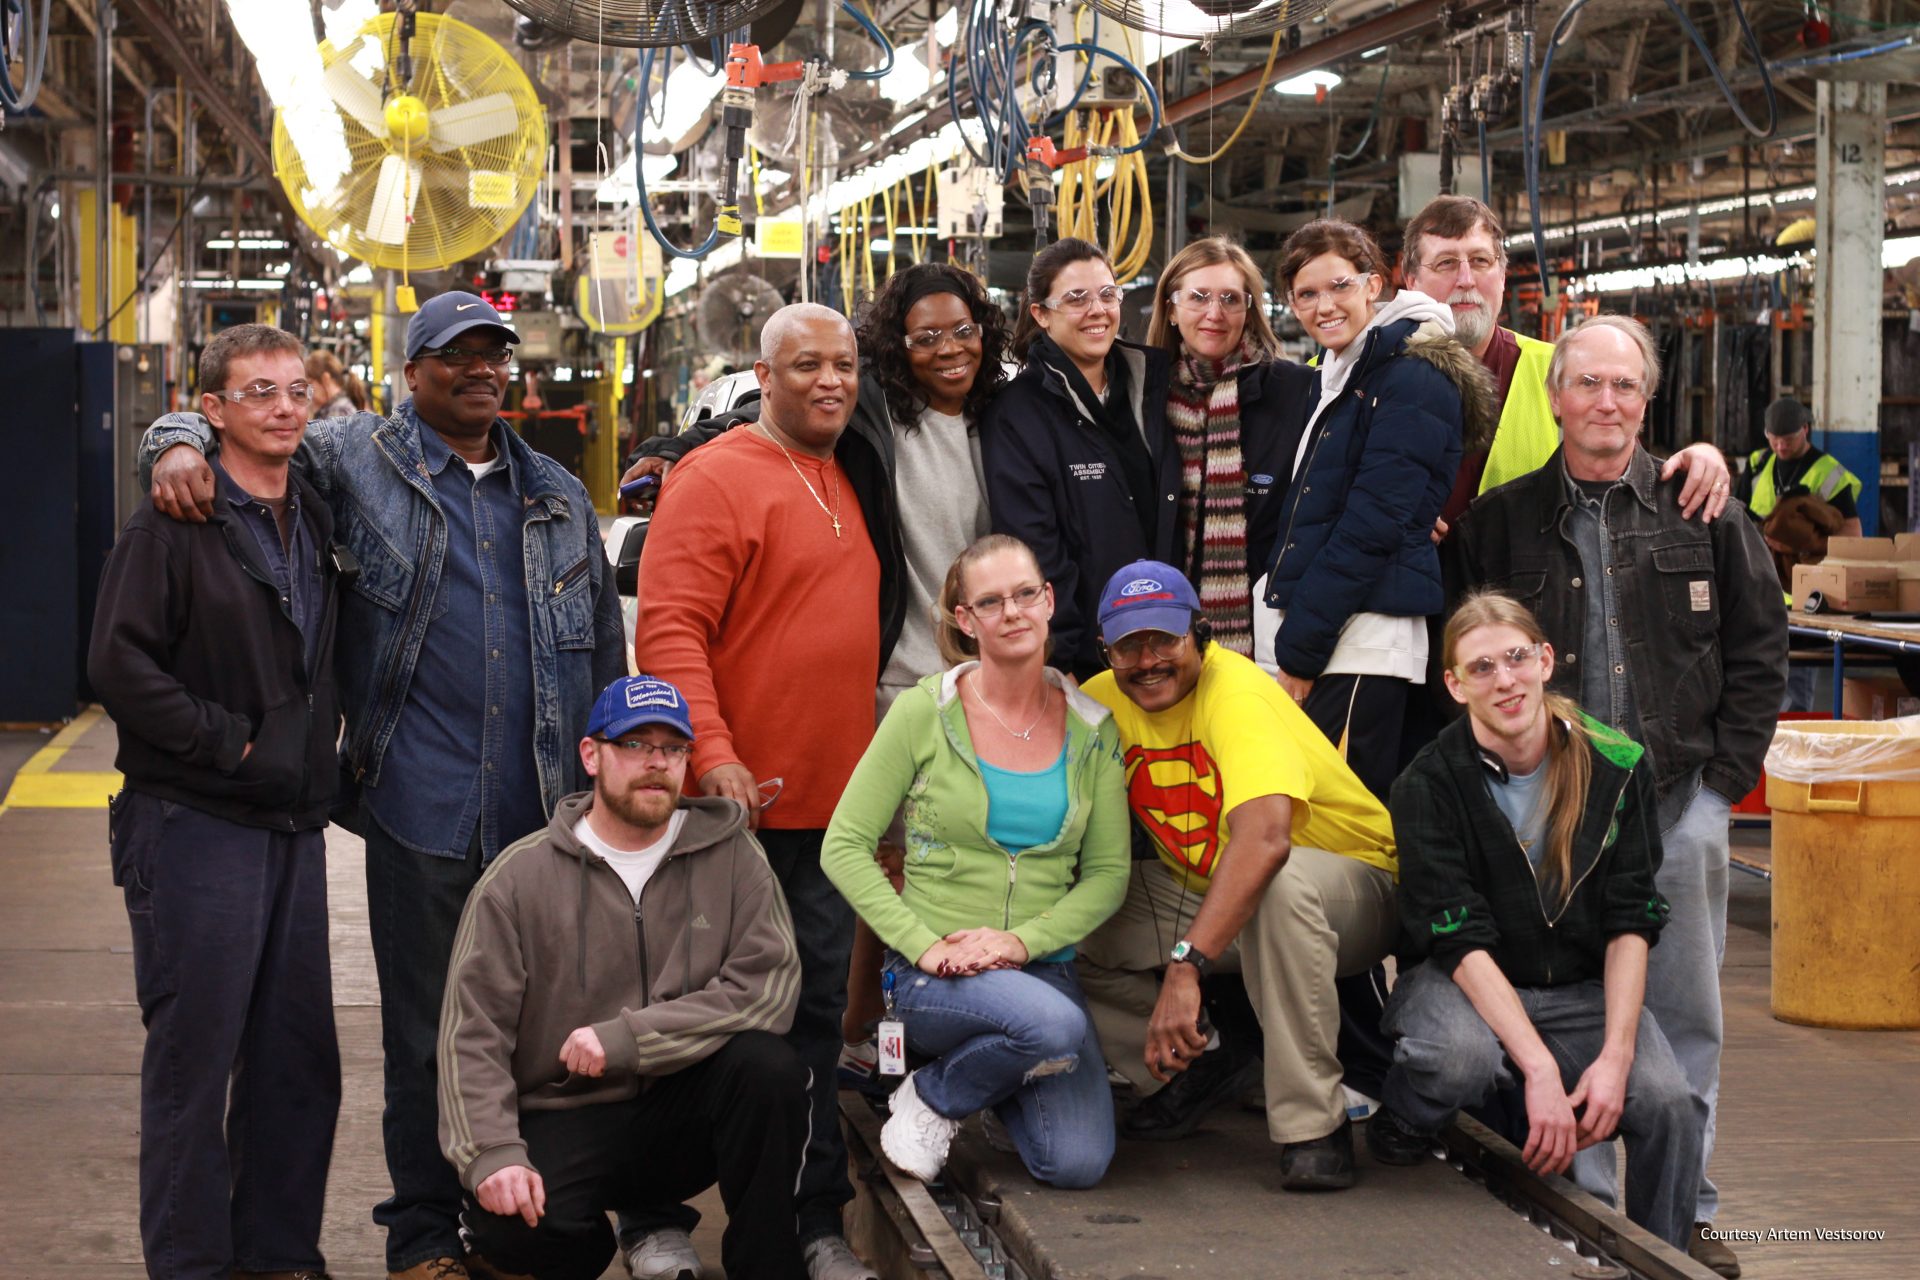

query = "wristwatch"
[[1168, 940, 1213, 979]]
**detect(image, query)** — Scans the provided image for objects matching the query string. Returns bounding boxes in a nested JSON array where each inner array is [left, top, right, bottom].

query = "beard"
[[598, 774, 680, 830], [1448, 289, 1493, 350]]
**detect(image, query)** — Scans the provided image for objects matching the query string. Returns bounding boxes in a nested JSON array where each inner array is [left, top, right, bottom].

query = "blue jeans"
[[111, 790, 340, 1280], [886, 954, 1115, 1189], [1381, 962, 1702, 1251], [365, 820, 485, 1270], [1573, 782, 1731, 1223]]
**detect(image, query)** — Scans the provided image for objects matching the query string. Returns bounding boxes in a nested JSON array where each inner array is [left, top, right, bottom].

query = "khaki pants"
[[1077, 849, 1397, 1144]]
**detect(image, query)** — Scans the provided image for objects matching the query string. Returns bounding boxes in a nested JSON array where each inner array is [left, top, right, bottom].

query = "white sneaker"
[[880, 1070, 961, 1183], [625, 1226, 704, 1280], [803, 1234, 879, 1280]]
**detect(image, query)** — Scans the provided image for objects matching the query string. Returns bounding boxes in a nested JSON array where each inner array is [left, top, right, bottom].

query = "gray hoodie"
[[437, 792, 800, 1191]]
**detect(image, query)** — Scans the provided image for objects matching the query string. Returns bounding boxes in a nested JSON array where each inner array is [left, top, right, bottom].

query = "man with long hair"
[[1369, 591, 1702, 1251]]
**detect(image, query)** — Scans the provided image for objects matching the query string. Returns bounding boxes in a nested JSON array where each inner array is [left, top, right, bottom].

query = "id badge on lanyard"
[[877, 968, 907, 1077]]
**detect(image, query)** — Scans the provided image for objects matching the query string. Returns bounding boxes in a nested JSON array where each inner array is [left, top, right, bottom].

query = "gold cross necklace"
[[758, 422, 843, 538]]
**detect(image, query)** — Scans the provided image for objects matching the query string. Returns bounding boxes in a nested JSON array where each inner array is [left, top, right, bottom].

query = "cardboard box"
[[1896, 533, 1920, 612], [1793, 536, 1907, 612], [1842, 675, 1917, 721], [1793, 559, 1899, 612]]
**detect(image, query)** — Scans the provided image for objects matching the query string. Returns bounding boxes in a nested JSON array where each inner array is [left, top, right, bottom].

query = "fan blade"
[[365, 154, 423, 245], [324, 57, 388, 139], [428, 93, 523, 152]]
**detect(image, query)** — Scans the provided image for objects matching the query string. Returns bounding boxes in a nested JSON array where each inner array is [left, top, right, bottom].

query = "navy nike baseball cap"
[[405, 291, 521, 361]]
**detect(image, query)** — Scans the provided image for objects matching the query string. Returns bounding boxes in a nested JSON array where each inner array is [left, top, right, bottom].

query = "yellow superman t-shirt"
[[1083, 645, 1397, 894]]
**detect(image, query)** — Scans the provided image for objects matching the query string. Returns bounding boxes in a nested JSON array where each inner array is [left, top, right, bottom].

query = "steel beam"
[[113, 0, 271, 173]]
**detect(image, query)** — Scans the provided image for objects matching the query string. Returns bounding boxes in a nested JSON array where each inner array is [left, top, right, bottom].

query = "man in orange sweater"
[[632, 302, 882, 1280]]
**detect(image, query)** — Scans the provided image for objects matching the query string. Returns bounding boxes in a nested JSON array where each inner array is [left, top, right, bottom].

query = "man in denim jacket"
[[140, 291, 627, 1280], [1446, 315, 1784, 1279]]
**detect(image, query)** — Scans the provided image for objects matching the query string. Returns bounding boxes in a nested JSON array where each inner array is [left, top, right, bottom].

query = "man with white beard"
[[1401, 196, 1731, 530]]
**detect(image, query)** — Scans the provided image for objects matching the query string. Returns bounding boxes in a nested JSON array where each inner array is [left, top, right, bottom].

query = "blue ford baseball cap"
[[405, 290, 521, 361], [586, 674, 695, 741], [1097, 561, 1201, 642]]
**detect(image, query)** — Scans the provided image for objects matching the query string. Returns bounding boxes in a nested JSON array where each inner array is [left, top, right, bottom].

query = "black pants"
[[111, 790, 340, 1280], [1300, 673, 1409, 1102], [365, 821, 485, 1269], [465, 1032, 811, 1280], [618, 826, 856, 1251]]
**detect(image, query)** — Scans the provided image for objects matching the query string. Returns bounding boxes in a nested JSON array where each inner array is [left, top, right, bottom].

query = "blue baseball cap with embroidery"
[[586, 674, 695, 741], [1097, 561, 1201, 641], [405, 290, 521, 361]]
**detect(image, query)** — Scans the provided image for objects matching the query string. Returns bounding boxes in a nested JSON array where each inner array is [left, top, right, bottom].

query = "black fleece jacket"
[[87, 471, 345, 830]]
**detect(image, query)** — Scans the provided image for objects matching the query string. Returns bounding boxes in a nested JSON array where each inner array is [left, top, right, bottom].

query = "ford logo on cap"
[[1120, 578, 1163, 596]]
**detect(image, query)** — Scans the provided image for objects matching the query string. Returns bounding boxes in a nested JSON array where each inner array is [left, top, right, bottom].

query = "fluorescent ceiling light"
[[225, 0, 353, 197], [1361, 46, 1387, 59], [1273, 70, 1341, 96], [318, 0, 379, 48], [934, 9, 958, 46], [206, 238, 289, 250], [639, 60, 725, 150], [881, 48, 932, 107]]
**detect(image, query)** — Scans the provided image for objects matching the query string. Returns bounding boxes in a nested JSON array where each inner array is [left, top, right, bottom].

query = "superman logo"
[[1123, 741, 1225, 879]]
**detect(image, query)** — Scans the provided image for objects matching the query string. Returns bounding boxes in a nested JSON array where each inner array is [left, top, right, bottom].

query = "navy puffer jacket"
[[1262, 315, 1491, 679]]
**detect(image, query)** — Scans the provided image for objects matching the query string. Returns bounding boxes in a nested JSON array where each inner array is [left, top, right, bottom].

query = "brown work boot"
[[387, 1260, 470, 1280], [1689, 1224, 1742, 1278], [464, 1256, 535, 1280]]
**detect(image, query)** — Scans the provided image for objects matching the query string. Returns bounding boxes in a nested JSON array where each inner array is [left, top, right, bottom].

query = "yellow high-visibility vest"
[[1745, 447, 1861, 518], [1479, 332, 1559, 494]]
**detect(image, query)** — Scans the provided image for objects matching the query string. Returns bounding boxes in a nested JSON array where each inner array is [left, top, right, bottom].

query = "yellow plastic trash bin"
[[1765, 717, 1920, 1029]]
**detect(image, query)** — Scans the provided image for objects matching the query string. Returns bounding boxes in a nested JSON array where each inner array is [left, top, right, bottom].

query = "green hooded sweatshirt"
[[823, 663, 1131, 964]]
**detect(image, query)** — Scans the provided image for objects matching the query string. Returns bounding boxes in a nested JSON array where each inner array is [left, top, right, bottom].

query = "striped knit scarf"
[[1167, 339, 1256, 656]]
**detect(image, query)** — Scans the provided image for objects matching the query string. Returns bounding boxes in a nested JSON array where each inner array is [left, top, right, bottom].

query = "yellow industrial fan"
[[272, 11, 547, 287]]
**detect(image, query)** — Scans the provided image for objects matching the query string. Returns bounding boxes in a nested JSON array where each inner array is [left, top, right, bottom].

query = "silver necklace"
[[757, 423, 843, 538], [971, 671, 1047, 741]]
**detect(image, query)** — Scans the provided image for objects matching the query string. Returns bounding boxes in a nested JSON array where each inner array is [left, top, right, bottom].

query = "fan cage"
[[1086, 0, 1331, 42], [500, 0, 786, 47], [272, 12, 548, 273]]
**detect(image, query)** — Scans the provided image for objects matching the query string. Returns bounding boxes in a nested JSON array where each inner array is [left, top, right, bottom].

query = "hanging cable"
[[634, 44, 720, 259], [1166, 29, 1282, 165], [0, 0, 52, 112], [841, 1, 894, 80]]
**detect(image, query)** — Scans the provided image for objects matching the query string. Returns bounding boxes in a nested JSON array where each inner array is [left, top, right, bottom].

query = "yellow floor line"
[[1, 707, 116, 814]]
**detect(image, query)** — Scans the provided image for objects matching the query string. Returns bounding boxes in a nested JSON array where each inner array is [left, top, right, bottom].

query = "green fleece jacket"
[[823, 663, 1131, 963], [438, 793, 800, 1192]]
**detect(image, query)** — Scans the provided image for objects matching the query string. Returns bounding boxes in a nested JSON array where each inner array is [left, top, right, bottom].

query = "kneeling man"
[[439, 675, 809, 1280], [1370, 591, 1702, 1250], [1079, 562, 1399, 1190]]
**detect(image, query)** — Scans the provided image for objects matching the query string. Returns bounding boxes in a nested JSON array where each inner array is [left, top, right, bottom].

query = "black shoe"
[[1365, 1105, 1436, 1166], [1120, 1047, 1261, 1142], [1278, 1117, 1356, 1191]]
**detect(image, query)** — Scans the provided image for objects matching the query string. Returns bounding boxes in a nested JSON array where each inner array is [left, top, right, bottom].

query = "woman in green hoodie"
[[824, 534, 1131, 1189]]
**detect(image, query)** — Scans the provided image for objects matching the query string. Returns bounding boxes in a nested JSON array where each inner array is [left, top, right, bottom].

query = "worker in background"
[[1400, 195, 1732, 530], [138, 291, 628, 1280], [1739, 395, 1863, 538], [632, 302, 882, 1280], [304, 347, 368, 418], [91, 324, 345, 1280], [1447, 315, 1785, 1279]]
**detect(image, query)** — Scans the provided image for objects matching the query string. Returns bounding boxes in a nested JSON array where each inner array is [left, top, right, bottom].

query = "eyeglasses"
[[964, 584, 1046, 617], [1421, 254, 1502, 278], [1453, 644, 1542, 684], [904, 322, 981, 351], [1041, 285, 1123, 314], [1171, 288, 1251, 314], [1289, 275, 1369, 308], [1102, 630, 1188, 670], [216, 381, 313, 407], [602, 738, 693, 764], [418, 344, 515, 368], [1565, 374, 1647, 403]]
